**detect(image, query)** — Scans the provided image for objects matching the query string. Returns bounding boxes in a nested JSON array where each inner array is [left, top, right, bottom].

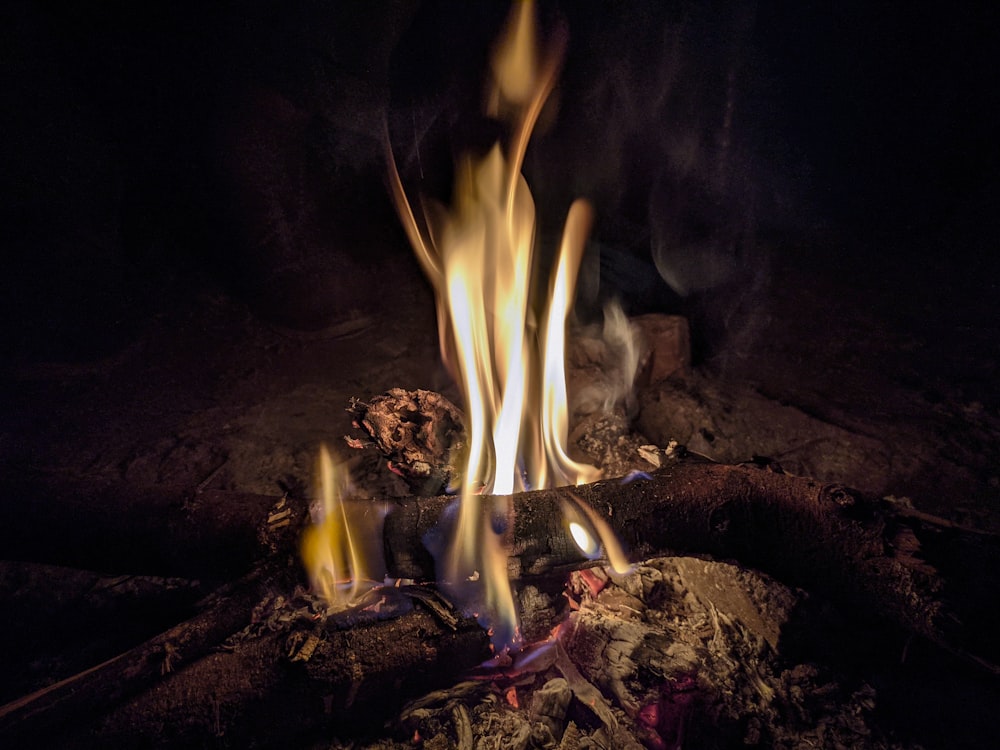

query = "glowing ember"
[[386, 0, 630, 649]]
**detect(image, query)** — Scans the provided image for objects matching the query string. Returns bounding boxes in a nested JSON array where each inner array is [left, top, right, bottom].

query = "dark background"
[[2, 0, 998, 358]]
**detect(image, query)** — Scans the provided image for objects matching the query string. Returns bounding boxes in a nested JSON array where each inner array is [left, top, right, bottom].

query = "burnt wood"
[[2, 458, 998, 745], [0, 554, 490, 747], [383, 459, 1000, 674], [0, 475, 310, 579]]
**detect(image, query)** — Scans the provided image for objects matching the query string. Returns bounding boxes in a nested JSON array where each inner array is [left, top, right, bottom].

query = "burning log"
[[0, 553, 490, 748], [2, 457, 997, 746], [84, 593, 489, 748], [382, 457, 1000, 675], [3, 457, 998, 676]]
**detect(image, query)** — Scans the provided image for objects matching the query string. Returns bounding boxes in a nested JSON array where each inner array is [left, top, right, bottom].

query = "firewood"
[[382, 457, 1000, 674], [87, 593, 490, 748], [3, 456, 998, 746], [0, 561, 206, 704], [0, 554, 491, 748], [0, 475, 310, 579], [3, 456, 998, 682], [0, 555, 301, 745]]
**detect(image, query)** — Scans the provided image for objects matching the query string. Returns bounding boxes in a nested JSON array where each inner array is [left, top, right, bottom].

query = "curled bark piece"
[[347, 388, 466, 495]]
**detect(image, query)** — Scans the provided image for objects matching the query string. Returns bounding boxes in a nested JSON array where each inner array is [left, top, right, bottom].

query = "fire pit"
[[2, 2, 999, 749]]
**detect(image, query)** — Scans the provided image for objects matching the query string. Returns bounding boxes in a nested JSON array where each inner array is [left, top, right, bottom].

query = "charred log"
[[0, 476, 309, 580], [383, 458, 1000, 674], [3, 457, 999, 674], [0, 554, 490, 749], [2, 456, 998, 746], [0, 556, 300, 744], [0, 561, 206, 705]]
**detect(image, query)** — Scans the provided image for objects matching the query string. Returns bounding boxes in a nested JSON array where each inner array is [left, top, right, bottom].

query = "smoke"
[[521, 2, 805, 363], [383, 2, 811, 363]]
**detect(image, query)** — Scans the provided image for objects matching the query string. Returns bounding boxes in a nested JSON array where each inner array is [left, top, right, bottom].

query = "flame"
[[300, 444, 385, 609], [386, 1, 630, 648]]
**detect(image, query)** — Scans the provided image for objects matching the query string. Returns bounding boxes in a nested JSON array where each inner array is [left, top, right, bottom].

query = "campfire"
[[342, 0, 632, 650], [2, 3, 999, 749]]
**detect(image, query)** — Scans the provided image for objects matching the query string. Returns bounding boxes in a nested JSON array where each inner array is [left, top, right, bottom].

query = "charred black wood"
[[0, 475, 309, 580], [383, 459, 1000, 675], [0, 556, 490, 749]]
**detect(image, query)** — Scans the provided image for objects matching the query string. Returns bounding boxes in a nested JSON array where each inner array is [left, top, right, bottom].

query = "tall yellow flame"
[[300, 444, 384, 609], [386, 0, 625, 648]]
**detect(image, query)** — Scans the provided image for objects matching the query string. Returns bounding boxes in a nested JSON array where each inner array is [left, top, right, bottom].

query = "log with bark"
[[0, 553, 491, 747], [0, 476, 310, 579], [382, 457, 1000, 674], [3, 456, 998, 672]]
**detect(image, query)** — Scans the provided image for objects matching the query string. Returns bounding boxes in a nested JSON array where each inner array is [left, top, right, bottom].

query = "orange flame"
[[300, 444, 386, 609], [386, 1, 630, 648]]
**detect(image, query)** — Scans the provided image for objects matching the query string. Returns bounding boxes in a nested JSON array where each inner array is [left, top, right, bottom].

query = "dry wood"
[[0, 475, 310, 579]]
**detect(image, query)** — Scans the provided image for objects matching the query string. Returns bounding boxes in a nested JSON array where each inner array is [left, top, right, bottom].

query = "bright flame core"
[[298, 2, 634, 642], [386, 1, 614, 647]]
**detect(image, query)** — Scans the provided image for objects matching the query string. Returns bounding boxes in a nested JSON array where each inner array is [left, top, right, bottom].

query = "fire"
[[300, 1, 632, 647], [386, 1, 629, 649], [300, 444, 385, 609]]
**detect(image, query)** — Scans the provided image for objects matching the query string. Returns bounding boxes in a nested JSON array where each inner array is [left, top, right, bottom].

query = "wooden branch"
[[4, 457, 998, 690], [383, 459, 1000, 673], [0, 474, 310, 579], [0, 555, 490, 748], [0, 556, 302, 745], [87, 595, 490, 748], [6, 459, 1000, 670]]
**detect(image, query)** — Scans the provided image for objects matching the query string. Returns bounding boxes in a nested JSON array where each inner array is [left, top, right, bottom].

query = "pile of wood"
[[1, 389, 999, 747]]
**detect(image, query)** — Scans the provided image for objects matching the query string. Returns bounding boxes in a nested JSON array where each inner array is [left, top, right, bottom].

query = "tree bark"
[[0, 474, 310, 579]]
